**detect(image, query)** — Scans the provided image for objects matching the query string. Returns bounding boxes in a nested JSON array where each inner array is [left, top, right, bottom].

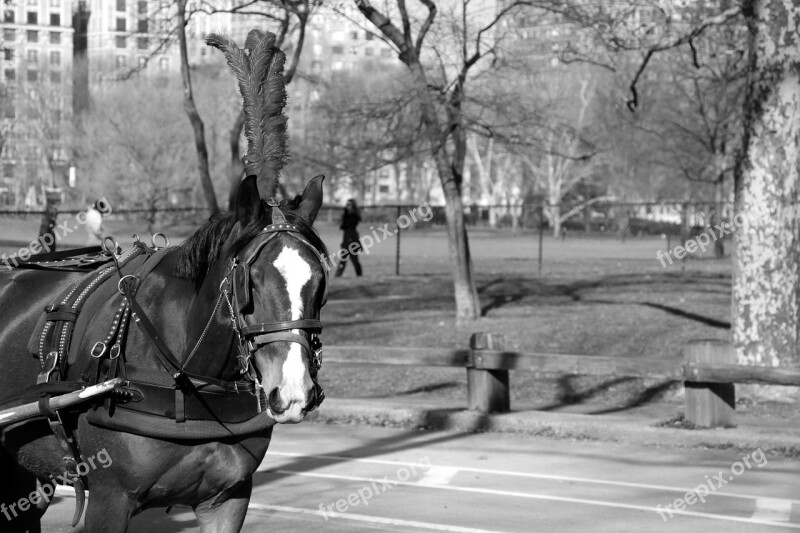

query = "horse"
[[0, 174, 329, 532]]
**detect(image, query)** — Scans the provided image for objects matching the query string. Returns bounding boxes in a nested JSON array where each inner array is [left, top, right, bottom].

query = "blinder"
[[221, 199, 328, 410]]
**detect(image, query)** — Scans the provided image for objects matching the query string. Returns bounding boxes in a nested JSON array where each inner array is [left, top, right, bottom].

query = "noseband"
[[220, 202, 327, 410]]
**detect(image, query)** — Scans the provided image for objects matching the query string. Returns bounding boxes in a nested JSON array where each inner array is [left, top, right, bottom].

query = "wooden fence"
[[325, 334, 800, 428]]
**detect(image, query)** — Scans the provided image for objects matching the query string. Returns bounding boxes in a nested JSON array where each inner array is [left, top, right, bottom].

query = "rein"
[[117, 202, 327, 414]]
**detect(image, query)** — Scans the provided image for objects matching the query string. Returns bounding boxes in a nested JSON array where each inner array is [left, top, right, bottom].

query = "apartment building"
[[0, 0, 74, 206]]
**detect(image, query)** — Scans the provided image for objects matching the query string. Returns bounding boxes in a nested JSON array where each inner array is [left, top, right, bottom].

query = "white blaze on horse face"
[[272, 246, 313, 396]]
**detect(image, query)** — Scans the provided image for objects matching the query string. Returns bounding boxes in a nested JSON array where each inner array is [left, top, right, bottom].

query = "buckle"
[[109, 344, 120, 360], [37, 351, 60, 385], [91, 342, 106, 359]]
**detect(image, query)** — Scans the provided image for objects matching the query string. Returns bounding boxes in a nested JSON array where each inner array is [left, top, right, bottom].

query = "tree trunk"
[[713, 174, 725, 258], [733, 0, 800, 368], [436, 152, 480, 321], [176, 0, 218, 213], [227, 109, 245, 211]]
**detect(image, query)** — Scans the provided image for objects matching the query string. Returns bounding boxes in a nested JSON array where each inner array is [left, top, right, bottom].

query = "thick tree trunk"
[[177, 0, 218, 213], [733, 0, 800, 368]]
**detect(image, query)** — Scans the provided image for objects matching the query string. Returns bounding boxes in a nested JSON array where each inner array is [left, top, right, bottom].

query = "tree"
[[176, 0, 217, 212], [354, 0, 524, 321], [732, 0, 800, 368], [71, 80, 195, 229]]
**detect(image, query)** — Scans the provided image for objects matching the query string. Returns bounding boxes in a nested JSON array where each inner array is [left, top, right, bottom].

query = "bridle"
[[219, 203, 328, 412]]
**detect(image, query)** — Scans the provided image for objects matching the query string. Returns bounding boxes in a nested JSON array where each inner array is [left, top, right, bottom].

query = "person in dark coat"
[[335, 198, 363, 277]]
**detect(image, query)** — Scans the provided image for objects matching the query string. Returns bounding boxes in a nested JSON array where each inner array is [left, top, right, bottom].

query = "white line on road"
[[418, 466, 460, 486], [266, 451, 800, 505], [752, 499, 795, 524], [269, 469, 800, 530], [248, 503, 511, 533]]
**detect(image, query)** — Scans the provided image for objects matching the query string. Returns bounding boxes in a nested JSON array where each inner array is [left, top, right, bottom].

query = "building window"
[[4, 11, 14, 23], [49, 50, 60, 65], [159, 57, 168, 71], [2, 164, 14, 179], [332, 45, 343, 55], [49, 31, 60, 44], [137, 19, 147, 33], [381, 48, 392, 57], [50, 13, 60, 26], [116, 55, 126, 68], [26, 49, 37, 62], [136, 36, 148, 49], [115, 36, 126, 48], [331, 61, 343, 71], [116, 0, 126, 11], [27, 70, 38, 82], [379, 185, 390, 194], [5, 69, 15, 82], [50, 0, 61, 6], [116, 18, 126, 31], [3, 49, 13, 61], [365, 47, 374, 56], [137, 56, 146, 68], [27, 12, 38, 24], [137, 1, 147, 14], [366, 32, 374, 41], [3, 29, 15, 41], [49, 71, 61, 83], [26, 30, 38, 42], [350, 31, 358, 40]]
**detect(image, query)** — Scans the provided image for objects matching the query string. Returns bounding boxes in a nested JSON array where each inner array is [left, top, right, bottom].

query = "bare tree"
[[354, 0, 526, 320]]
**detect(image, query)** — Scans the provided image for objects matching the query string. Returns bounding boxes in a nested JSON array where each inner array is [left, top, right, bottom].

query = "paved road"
[[40, 424, 799, 532]]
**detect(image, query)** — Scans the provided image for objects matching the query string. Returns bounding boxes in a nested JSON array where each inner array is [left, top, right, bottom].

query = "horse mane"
[[174, 201, 328, 288]]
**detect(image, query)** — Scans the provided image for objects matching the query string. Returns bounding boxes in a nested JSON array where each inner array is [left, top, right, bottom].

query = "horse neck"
[[147, 252, 239, 380]]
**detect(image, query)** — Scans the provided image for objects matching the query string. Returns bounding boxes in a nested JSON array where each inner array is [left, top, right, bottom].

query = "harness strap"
[[253, 332, 314, 357], [240, 319, 322, 337]]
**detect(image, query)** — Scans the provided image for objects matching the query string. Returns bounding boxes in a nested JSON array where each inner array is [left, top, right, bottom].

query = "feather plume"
[[206, 30, 288, 199]]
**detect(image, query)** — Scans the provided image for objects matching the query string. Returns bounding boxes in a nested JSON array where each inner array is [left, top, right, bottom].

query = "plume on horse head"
[[206, 30, 288, 199]]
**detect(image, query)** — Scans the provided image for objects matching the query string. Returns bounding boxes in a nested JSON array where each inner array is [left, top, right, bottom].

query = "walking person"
[[335, 198, 363, 277], [85, 199, 106, 245]]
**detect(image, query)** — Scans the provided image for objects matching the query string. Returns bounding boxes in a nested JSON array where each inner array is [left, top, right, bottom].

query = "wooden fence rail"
[[325, 335, 800, 428]]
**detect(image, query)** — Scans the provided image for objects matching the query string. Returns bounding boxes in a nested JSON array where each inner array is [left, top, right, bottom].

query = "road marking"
[[752, 499, 794, 524], [418, 466, 460, 486], [265, 451, 800, 505], [248, 503, 510, 533], [269, 469, 800, 530]]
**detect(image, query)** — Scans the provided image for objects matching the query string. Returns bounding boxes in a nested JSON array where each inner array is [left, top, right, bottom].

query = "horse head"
[[227, 174, 327, 423]]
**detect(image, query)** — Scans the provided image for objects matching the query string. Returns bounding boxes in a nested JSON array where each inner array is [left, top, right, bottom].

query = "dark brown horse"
[[0, 175, 328, 532]]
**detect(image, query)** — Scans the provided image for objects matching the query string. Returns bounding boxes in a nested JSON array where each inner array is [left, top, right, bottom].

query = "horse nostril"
[[268, 387, 286, 414]]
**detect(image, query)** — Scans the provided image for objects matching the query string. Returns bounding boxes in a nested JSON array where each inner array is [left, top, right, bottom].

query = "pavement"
[[40, 423, 800, 532], [305, 396, 800, 457]]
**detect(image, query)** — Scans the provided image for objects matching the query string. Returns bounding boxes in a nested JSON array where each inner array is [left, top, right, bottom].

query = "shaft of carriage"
[[0, 378, 123, 428]]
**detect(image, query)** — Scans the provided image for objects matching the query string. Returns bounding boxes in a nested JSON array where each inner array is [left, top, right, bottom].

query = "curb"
[[308, 399, 800, 457]]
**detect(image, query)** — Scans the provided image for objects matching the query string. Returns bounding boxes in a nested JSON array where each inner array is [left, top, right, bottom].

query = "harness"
[[1, 203, 328, 525]]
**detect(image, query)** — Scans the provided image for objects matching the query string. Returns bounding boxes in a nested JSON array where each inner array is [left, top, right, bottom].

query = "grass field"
[[1, 212, 754, 413]]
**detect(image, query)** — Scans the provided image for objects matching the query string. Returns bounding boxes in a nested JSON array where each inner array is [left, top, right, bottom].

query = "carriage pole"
[[0, 378, 123, 429]]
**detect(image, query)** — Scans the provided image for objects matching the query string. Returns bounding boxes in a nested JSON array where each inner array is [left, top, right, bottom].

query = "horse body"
[[0, 178, 328, 532]]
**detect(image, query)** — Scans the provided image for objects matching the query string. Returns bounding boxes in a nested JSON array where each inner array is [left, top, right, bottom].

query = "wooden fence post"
[[684, 340, 736, 428], [468, 333, 510, 413]]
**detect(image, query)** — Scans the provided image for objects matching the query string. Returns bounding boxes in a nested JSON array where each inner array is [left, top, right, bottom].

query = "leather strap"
[[253, 331, 314, 356], [241, 319, 322, 337]]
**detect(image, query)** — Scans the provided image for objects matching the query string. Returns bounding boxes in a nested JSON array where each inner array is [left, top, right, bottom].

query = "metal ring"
[[132, 234, 141, 244], [102, 236, 120, 256], [151, 233, 169, 249], [117, 274, 137, 295], [91, 342, 106, 359], [109, 345, 120, 360]]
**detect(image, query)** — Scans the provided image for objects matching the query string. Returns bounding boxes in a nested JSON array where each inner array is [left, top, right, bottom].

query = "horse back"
[[0, 268, 86, 396]]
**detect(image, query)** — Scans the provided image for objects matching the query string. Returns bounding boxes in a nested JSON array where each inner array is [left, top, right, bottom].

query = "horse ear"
[[235, 175, 261, 225], [293, 175, 324, 225]]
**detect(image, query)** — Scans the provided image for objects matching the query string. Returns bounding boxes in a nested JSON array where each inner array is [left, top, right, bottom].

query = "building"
[[1, 0, 74, 207]]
